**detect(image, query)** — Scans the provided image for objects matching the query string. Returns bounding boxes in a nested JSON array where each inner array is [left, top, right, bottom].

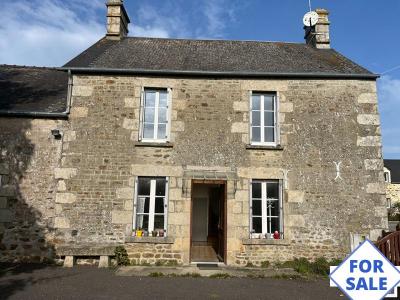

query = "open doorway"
[[190, 181, 226, 263]]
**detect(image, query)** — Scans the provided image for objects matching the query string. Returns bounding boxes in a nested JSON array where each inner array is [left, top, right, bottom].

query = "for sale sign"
[[330, 240, 400, 300]]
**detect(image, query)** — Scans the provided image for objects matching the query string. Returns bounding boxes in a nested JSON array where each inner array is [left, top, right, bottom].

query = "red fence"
[[375, 224, 400, 266]]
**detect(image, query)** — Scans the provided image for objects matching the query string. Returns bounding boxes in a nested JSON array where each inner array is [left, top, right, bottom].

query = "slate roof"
[[0, 65, 68, 114], [385, 160, 400, 184], [64, 37, 375, 77]]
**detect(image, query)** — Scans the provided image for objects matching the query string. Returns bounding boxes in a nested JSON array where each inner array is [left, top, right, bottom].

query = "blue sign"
[[330, 240, 400, 300]]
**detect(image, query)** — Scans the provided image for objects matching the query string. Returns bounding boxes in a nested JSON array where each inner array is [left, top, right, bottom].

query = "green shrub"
[[114, 246, 130, 266], [165, 260, 178, 266], [155, 260, 165, 266], [260, 261, 270, 268], [245, 262, 255, 268], [311, 257, 330, 276]]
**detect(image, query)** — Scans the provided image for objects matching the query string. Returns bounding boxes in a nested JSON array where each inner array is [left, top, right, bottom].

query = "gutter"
[[0, 70, 72, 119], [59, 67, 380, 79]]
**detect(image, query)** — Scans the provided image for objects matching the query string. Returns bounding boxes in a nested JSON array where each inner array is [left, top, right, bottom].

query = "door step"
[[193, 262, 224, 269]]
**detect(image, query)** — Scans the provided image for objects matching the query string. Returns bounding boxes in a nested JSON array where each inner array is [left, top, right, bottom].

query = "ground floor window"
[[250, 180, 283, 239], [134, 177, 168, 236]]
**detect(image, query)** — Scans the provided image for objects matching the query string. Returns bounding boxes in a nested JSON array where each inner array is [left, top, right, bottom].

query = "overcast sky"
[[1, 0, 399, 158]]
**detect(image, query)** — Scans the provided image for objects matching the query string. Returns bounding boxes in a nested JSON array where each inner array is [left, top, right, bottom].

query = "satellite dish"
[[303, 11, 319, 27]]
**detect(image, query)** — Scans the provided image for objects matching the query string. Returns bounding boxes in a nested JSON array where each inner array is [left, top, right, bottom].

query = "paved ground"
[[0, 264, 343, 300]]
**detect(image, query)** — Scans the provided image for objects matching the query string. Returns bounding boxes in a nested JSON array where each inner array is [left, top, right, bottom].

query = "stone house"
[[384, 160, 400, 208], [0, 1, 387, 266]]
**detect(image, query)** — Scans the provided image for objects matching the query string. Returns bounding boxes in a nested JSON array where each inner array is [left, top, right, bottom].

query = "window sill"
[[242, 238, 290, 246], [245, 144, 284, 150], [134, 142, 174, 148], [125, 237, 175, 244]]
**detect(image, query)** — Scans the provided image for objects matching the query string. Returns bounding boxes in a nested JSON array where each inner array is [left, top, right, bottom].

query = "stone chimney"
[[304, 9, 330, 49], [106, 0, 130, 39]]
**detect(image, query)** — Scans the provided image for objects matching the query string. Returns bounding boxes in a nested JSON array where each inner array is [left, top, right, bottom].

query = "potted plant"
[[158, 229, 164, 237], [151, 230, 158, 237], [136, 228, 143, 237]]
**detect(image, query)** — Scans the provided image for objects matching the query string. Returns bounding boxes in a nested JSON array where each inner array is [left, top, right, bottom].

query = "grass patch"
[[170, 272, 202, 278], [247, 273, 266, 279], [272, 274, 302, 280], [274, 257, 342, 277], [149, 272, 165, 277], [209, 273, 231, 279]]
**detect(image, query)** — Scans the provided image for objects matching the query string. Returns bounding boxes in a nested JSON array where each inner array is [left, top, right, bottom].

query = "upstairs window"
[[250, 180, 283, 239], [140, 88, 170, 142], [250, 93, 278, 145], [134, 177, 168, 235], [384, 168, 391, 183]]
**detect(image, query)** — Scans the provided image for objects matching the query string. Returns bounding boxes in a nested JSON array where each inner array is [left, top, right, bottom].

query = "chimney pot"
[[304, 8, 331, 49], [106, 0, 130, 40]]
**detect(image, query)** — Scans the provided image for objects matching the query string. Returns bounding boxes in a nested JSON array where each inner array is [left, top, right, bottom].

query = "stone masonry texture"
[[0, 75, 387, 266]]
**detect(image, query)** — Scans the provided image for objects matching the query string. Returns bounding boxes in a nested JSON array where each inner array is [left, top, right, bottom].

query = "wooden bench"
[[57, 245, 117, 268]]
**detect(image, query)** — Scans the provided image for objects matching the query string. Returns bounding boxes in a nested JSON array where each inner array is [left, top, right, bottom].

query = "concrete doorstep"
[[115, 265, 299, 278]]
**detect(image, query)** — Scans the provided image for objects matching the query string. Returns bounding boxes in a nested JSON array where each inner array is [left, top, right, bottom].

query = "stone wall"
[[387, 183, 400, 205], [0, 118, 66, 262], [0, 75, 387, 265], [125, 241, 183, 265]]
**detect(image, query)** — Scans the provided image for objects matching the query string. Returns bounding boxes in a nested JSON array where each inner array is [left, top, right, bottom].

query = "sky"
[[0, 0, 399, 158]]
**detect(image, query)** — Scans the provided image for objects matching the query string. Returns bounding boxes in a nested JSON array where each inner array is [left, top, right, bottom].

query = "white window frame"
[[133, 177, 169, 235], [249, 179, 283, 238], [384, 168, 391, 183], [139, 88, 171, 143], [249, 92, 279, 146]]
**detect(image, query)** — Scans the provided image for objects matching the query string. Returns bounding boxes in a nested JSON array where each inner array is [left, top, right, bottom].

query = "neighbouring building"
[[384, 160, 400, 208], [0, 1, 387, 266]]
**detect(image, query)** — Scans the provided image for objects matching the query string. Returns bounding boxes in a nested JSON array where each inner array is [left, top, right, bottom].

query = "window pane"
[[144, 108, 155, 123], [143, 123, 154, 139], [252, 95, 261, 110], [267, 182, 279, 199], [145, 91, 156, 107], [252, 200, 261, 216], [252, 217, 262, 233], [264, 127, 275, 143], [270, 217, 280, 234], [251, 127, 261, 142], [137, 196, 150, 213], [136, 214, 149, 231], [156, 178, 166, 196], [138, 178, 151, 195], [252, 111, 261, 126], [159, 91, 168, 107], [264, 96, 274, 111], [252, 182, 261, 198], [269, 200, 280, 217], [264, 112, 275, 127], [158, 107, 167, 123], [155, 197, 165, 213], [157, 124, 166, 140], [154, 215, 165, 230]]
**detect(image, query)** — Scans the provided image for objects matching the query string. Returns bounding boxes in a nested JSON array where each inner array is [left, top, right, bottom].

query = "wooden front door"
[[216, 183, 226, 262]]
